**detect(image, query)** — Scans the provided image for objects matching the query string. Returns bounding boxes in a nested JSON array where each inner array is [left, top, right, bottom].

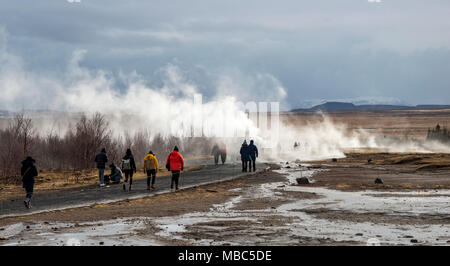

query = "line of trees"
[[0, 112, 212, 184], [427, 124, 450, 143]]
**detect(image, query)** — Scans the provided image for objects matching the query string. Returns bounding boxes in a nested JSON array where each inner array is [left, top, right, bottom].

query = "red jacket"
[[166, 150, 184, 171]]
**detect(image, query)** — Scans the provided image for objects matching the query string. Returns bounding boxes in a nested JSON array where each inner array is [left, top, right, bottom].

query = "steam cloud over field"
[[1, 26, 450, 165]]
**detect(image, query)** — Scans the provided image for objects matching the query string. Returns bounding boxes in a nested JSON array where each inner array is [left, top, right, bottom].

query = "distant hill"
[[291, 102, 450, 112]]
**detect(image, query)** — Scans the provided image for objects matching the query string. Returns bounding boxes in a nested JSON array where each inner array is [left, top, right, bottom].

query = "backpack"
[[166, 155, 171, 171], [145, 156, 155, 170], [122, 158, 132, 170]]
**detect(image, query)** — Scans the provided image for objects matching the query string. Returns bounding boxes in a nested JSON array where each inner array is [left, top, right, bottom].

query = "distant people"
[[94, 148, 108, 187], [143, 150, 159, 190], [219, 141, 227, 164], [21, 156, 38, 209], [122, 148, 137, 191], [166, 146, 184, 191], [211, 143, 220, 165], [211, 142, 227, 165], [248, 140, 259, 172], [240, 140, 250, 172], [104, 163, 123, 185]]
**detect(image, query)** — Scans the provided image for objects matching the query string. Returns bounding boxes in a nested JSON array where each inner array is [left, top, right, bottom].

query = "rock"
[[296, 177, 310, 184], [99, 241, 104, 245], [286, 166, 291, 168], [331, 158, 337, 162], [367, 158, 373, 163], [355, 233, 363, 236], [410, 239, 418, 243], [26, 225, 30, 229], [374, 178, 383, 184]]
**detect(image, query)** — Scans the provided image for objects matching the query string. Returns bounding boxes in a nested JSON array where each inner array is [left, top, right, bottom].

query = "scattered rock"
[[296, 177, 310, 184], [286, 166, 291, 168], [403, 235, 414, 238], [410, 239, 418, 243], [355, 233, 363, 236], [26, 225, 30, 229], [374, 178, 383, 184], [99, 241, 104, 245]]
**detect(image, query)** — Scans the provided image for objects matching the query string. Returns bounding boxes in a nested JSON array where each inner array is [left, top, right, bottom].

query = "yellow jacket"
[[143, 153, 158, 171]]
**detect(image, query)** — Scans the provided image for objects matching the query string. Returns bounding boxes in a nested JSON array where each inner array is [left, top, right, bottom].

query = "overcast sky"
[[1, 0, 450, 109]]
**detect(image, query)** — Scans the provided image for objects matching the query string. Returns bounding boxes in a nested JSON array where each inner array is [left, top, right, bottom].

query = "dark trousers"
[[124, 170, 133, 185], [147, 169, 156, 186], [214, 154, 219, 165], [220, 153, 226, 164], [242, 160, 248, 172], [23, 181, 34, 200], [171, 170, 180, 189], [249, 158, 256, 172]]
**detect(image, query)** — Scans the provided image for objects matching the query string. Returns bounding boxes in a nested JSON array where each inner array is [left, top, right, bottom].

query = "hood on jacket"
[[126, 148, 132, 156], [22, 156, 35, 165]]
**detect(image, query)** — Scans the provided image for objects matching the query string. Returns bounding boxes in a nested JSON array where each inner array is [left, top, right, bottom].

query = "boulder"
[[296, 177, 310, 184]]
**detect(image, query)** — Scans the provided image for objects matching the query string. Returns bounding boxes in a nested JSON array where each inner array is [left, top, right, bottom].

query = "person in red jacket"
[[166, 146, 184, 191]]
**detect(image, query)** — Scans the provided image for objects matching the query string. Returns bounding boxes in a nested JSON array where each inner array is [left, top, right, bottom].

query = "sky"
[[1, 0, 450, 110]]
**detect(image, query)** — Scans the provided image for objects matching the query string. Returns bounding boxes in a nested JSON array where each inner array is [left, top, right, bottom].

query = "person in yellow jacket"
[[143, 151, 159, 190]]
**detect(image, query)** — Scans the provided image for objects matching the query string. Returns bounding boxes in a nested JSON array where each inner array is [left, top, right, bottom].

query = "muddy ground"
[[1, 153, 449, 246]]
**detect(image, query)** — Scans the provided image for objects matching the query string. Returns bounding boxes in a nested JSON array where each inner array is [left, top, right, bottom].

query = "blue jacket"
[[248, 144, 258, 159], [240, 144, 250, 161]]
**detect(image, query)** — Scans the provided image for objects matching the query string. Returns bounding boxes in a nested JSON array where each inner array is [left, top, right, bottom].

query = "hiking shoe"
[[24, 200, 28, 209], [147, 186, 150, 191], [129, 185, 132, 191], [151, 185, 155, 189], [123, 183, 126, 191], [100, 183, 105, 187]]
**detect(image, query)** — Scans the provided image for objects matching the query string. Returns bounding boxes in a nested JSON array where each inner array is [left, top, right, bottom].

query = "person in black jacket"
[[121, 148, 137, 191], [248, 140, 259, 172], [240, 140, 250, 172], [21, 156, 38, 209], [94, 148, 108, 187]]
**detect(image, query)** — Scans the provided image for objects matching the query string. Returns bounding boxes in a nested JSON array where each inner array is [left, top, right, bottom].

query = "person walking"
[[211, 143, 220, 165], [122, 148, 137, 191], [94, 148, 108, 187], [219, 141, 227, 164], [248, 140, 259, 172], [166, 146, 184, 191], [143, 151, 158, 190], [240, 140, 250, 172], [21, 156, 38, 209]]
